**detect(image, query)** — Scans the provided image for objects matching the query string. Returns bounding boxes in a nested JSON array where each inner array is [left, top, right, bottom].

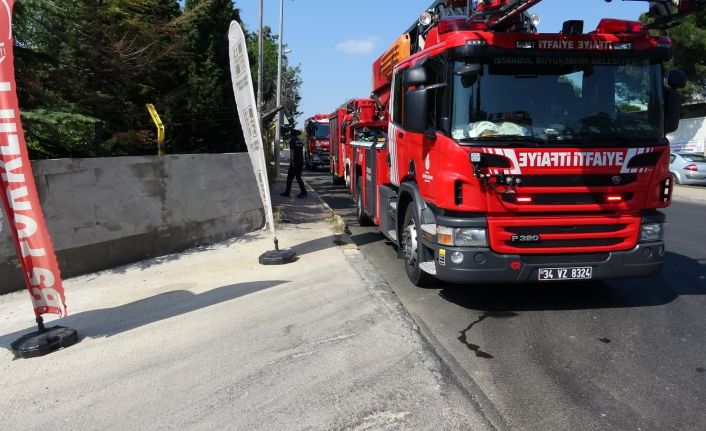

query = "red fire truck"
[[304, 114, 331, 170], [329, 99, 388, 193], [339, 0, 698, 286]]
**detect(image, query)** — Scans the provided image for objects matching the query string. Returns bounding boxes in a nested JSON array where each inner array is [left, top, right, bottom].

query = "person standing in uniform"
[[280, 132, 307, 198]]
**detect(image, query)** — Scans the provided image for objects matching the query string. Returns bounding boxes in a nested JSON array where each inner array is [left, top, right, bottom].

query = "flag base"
[[259, 249, 296, 265], [11, 321, 78, 359], [259, 238, 296, 265]]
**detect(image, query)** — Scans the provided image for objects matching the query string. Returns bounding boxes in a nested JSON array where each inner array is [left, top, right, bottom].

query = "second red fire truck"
[[330, 0, 697, 286], [304, 114, 331, 170], [329, 99, 387, 192]]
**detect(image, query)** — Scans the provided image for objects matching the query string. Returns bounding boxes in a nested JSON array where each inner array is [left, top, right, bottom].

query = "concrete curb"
[[304, 178, 348, 235]]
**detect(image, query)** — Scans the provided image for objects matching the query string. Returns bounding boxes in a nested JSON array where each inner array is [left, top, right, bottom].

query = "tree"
[[12, 0, 303, 158], [644, 9, 706, 101], [663, 10, 706, 101], [176, 0, 245, 153], [245, 26, 302, 119], [14, 0, 188, 157], [247, 25, 303, 158]]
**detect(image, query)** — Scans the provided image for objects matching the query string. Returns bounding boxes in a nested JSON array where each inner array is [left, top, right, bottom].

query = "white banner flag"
[[228, 21, 276, 240]]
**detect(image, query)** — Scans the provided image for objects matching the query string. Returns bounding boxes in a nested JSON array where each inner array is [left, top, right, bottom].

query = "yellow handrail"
[[146, 103, 166, 156]]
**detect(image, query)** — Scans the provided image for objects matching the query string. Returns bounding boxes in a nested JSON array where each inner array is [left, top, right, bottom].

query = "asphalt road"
[[305, 170, 706, 431]]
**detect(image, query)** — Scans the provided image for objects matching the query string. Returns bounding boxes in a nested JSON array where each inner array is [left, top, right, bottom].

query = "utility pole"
[[274, 0, 284, 177], [258, 0, 264, 126]]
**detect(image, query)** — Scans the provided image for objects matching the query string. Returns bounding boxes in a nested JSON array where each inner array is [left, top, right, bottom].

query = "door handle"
[[398, 132, 404, 139]]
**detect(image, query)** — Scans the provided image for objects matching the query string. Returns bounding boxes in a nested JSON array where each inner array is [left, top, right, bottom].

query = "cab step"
[[419, 261, 437, 275]]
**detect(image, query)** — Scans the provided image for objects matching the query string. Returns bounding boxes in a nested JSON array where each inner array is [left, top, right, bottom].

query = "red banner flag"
[[0, 0, 67, 316]]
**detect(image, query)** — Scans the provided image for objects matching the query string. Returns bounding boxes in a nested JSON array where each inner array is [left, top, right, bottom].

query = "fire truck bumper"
[[309, 154, 330, 167], [431, 241, 664, 284]]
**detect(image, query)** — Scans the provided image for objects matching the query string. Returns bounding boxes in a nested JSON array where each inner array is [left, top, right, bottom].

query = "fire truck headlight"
[[455, 228, 488, 247], [640, 223, 664, 242], [437, 226, 454, 246]]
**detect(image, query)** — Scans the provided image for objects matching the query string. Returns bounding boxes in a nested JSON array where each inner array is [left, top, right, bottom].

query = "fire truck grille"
[[519, 174, 638, 187], [488, 217, 640, 254], [505, 224, 627, 234], [507, 238, 623, 248]]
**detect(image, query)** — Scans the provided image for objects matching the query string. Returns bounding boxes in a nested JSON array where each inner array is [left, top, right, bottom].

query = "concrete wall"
[[0, 154, 264, 294]]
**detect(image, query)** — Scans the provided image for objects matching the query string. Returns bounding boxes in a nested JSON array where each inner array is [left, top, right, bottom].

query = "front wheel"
[[356, 177, 373, 227], [332, 170, 345, 185], [401, 204, 435, 287]]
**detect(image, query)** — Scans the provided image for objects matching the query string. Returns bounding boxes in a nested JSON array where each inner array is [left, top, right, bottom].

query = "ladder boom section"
[[372, 34, 410, 98], [483, 0, 543, 28], [371, 0, 543, 95]]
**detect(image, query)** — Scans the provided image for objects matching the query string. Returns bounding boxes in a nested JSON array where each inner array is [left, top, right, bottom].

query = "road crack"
[[458, 311, 518, 359]]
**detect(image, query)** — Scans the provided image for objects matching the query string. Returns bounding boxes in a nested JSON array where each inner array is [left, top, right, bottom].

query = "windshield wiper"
[[458, 135, 547, 147]]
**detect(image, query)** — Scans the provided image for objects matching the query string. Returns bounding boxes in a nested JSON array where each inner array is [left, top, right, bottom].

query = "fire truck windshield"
[[451, 58, 664, 146], [312, 123, 330, 140]]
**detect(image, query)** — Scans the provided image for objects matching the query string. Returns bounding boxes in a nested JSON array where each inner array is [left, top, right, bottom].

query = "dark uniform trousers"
[[284, 162, 306, 194]]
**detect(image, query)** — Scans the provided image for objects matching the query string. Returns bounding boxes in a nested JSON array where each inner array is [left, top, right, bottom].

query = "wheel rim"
[[403, 217, 418, 268]]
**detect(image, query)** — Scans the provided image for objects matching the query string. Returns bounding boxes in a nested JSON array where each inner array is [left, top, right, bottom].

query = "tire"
[[332, 171, 345, 185], [344, 167, 351, 191], [401, 204, 435, 286], [356, 177, 373, 227]]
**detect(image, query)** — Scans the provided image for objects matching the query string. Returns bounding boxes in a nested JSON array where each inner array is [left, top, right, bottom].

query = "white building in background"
[[668, 103, 706, 155]]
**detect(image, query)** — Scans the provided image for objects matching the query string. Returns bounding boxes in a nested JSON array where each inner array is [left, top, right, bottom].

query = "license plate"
[[538, 267, 593, 281]]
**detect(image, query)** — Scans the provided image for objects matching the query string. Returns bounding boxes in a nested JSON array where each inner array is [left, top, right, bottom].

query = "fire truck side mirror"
[[664, 88, 683, 134], [404, 88, 430, 134], [405, 65, 429, 87], [667, 69, 687, 89]]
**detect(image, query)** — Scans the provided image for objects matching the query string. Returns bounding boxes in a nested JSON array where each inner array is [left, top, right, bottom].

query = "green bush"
[[21, 109, 102, 159]]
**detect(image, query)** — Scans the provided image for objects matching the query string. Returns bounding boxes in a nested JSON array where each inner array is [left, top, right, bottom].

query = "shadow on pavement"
[[439, 252, 706, 312], [349, 232, 386, 248], [0, 280, 286, 351], [291, 235, 341, 257], [102, 234, 264, 276]]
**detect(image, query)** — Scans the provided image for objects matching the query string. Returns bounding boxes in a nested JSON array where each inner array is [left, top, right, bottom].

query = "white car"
[[670, 153, 706, 186]]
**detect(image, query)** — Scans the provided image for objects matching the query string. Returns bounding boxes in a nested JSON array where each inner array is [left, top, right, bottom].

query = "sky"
[[238, 0, 651, 127]]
